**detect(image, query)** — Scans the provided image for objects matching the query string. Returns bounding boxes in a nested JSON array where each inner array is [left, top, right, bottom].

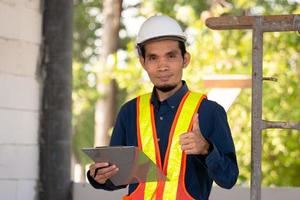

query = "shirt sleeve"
[[197, 101, 239, 189], [87, 103, 129, 191], [86, 170, 127, 191]]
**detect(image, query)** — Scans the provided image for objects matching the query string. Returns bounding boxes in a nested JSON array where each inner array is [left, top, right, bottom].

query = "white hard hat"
[[136, 15, 186, 45]]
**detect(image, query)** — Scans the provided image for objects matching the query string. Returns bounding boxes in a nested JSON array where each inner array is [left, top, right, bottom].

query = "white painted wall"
[[0, 1, 42, 200]]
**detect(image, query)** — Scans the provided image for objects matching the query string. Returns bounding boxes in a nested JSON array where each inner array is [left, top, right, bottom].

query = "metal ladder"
[[205, 14, 300, 200]]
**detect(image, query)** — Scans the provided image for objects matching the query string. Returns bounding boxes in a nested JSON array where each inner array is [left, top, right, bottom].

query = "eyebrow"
[[166, 50, 179, 55], [146, 49, 179, 57]]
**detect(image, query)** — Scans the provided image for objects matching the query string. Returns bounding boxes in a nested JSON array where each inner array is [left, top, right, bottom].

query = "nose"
[[157, 58, 168, 71]]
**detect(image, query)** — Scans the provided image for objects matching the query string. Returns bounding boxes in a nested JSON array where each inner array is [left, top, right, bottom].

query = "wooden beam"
[[262, 120, 300, 131], [203, 75, 251, 88], [205, 14, 300, 32]]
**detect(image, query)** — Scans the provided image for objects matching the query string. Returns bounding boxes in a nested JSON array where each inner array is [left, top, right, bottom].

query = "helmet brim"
[[137, 35, 186, 47]]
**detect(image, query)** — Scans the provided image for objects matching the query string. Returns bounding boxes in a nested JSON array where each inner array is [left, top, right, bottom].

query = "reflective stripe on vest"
[[124, 91, 205, 200]]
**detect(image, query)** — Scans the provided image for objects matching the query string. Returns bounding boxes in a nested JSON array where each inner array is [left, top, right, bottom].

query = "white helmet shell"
[[136, 15, 186, 45]]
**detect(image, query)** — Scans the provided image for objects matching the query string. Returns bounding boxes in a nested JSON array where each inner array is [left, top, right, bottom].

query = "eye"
[[148, 55, 156, 60], [167, 53, 177, 59]]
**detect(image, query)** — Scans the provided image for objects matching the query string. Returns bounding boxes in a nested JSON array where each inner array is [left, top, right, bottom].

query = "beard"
[[154, 84, 177, 92]]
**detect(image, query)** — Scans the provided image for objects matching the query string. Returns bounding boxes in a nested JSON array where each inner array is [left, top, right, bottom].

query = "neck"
[[156, 82, 182, 101]]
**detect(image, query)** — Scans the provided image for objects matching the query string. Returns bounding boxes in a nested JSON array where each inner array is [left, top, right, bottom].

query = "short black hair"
[[138, 41, 186, 59]]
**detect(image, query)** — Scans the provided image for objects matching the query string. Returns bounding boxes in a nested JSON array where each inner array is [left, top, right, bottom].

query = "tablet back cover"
[[82, 146, 168, 186]]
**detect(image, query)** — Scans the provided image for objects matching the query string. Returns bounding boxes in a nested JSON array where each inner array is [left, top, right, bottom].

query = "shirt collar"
[[150, 81, 189, 108]]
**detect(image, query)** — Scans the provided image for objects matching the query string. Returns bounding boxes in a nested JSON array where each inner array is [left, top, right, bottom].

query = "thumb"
[[192, 113, 200, 133]]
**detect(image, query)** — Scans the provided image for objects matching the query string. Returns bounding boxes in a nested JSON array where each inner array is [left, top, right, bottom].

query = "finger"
[[95, 165, 118, 177], [179, 139, 189, 146], [95, 171, 118, 184], [192, 113, 200, 133], [179, 136, 189, 145], [181, 141, 199, 154], [181, 131, 198, 141], [181, 143, 192, 151], [94, 162, 110, 169], [184, 149, 198, 155], [95, 166, 119, 183], [90, 162, 109, 177], [99, 165, 119, 177], [179, 132, 192, 141]]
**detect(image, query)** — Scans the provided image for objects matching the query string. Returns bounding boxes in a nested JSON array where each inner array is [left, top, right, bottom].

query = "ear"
[[183, 52, 190, 68], [139, 56, 146, 69]]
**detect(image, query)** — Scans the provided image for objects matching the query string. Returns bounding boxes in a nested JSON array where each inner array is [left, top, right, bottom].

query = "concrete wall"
[[73, 183, 300, 200], [0, 1, 42, 200]]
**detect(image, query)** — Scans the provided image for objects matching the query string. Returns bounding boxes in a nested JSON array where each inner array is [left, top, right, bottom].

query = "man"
[[88, 15, 239, 200]]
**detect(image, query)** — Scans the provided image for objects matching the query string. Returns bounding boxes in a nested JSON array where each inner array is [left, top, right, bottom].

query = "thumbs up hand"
[[179, 113, 210, 155]]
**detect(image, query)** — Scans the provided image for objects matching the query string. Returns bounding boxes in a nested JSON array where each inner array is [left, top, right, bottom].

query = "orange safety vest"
[[123, 91, 206, 200]]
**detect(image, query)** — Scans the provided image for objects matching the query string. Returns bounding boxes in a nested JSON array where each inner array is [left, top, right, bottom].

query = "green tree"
[[72, 0, 300, 186], [72, 0, 103, 167]]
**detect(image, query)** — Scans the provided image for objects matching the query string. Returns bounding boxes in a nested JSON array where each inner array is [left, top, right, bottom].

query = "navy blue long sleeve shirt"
[[88, 81, 239, 200]]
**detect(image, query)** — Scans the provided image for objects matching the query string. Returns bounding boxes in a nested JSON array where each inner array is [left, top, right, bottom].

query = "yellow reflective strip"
[[139, 94, 158, 200], [163, 92, 203, 200]]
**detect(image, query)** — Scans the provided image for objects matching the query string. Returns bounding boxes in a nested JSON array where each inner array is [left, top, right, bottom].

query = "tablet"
[[82, 146, 168, 186]]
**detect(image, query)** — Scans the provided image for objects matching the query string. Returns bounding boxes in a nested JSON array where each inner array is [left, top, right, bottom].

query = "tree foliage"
[[72, 0, 102, 165], [72, 0, 300, 186]]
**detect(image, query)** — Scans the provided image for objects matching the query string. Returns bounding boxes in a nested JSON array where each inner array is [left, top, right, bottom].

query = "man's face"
[[139, 40, 190, 92]]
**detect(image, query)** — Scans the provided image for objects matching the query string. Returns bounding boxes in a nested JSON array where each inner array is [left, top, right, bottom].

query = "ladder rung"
[[262, 120, 300, 130]]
